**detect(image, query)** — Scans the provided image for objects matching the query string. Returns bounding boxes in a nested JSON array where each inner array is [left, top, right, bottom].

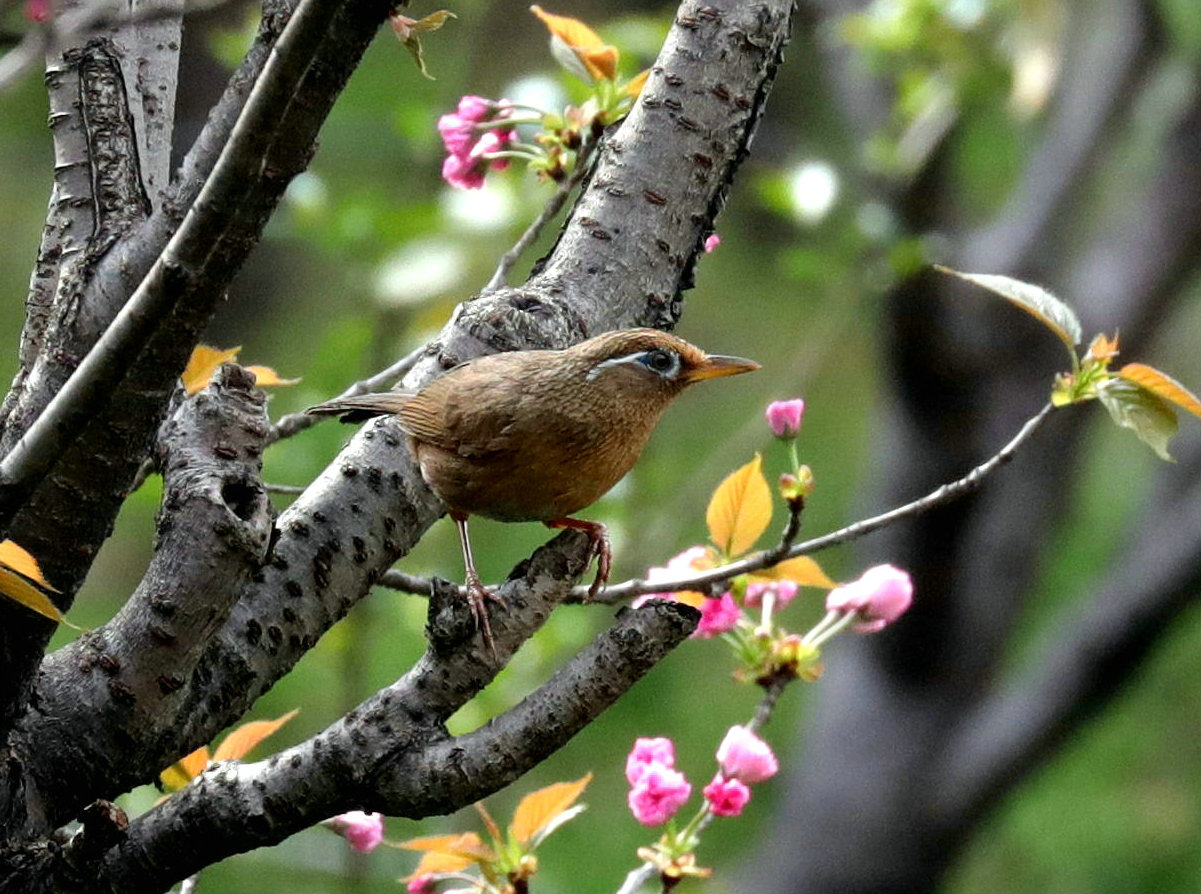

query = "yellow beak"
[[683, 354, 761, 382]]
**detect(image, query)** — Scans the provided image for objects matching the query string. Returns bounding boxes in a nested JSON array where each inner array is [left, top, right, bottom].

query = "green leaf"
[[935, 267, 1083, 354], [1097, 377, 1179, 461], [389, 10, 455, 80]]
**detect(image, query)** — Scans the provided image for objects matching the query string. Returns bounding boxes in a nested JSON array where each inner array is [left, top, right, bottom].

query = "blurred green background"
[[3, 0, 1201, 890]]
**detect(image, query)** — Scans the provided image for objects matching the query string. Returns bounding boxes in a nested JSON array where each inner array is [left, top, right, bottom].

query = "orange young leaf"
[[530, 5, 618, 80], [706, 454, 772, 557], [0, 566, 68, 625], [402, 832, 494, 872], [1086, 332, 1120, 365], [212, 709, 299, 761], [1118, 363, 1201, 420], [160, 745, 212, 791], [510, 774, 592, 845], [757, 555, 836, 589], [0, 539, 53, 587], [182, 345, 240, 394], [244, 365, 301, 388], [0, 540, 75, 626], [410, 848, 476, 877], [530, 5, 606, 50], [625, 68, 650, 98], [578, 45, 618, 81]]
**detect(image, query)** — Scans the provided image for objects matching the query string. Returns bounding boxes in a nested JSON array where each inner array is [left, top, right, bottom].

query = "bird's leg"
[[546, 517, 611, 600], [453, 513, 503, 652]]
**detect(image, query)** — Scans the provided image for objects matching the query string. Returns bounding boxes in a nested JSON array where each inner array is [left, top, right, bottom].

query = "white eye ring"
[[585, 349, 682, 382]]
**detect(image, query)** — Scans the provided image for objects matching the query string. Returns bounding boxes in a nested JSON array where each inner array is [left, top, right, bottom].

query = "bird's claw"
[[585, 528, 611, 602], [465, 569, 503, 657]]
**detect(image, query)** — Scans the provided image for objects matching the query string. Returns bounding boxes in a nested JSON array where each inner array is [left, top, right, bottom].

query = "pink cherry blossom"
[[715, 725, 778, 783], [765, 398, 805, 439], [635, 546, 714, 607], [330, 810, 384, 853], [703, 773, 751, 817], [826, 564, 913, 633], [628, 762, 691, 826], [743, 579, 799, 609], [703, 234, 721, 253], [626, 737, 676, 784], [692, 592, 741, 638]]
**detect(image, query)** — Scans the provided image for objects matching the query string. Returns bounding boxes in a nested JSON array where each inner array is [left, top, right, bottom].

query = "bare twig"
[[267, 345, 426, 444], [482, 149, 594, 294]]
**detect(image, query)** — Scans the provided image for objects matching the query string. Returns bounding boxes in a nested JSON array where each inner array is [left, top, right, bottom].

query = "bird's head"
[[577, 328, 760, 394]]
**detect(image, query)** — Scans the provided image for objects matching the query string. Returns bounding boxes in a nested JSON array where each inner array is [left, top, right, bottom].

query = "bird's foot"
[[465, 569, 504, 656], [548, 517, 611, 601]]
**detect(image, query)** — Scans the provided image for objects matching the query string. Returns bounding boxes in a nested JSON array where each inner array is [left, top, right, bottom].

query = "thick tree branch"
[[3, 365, 272, 835]]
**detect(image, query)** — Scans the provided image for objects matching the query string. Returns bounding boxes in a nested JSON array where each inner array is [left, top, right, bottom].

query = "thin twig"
[[376, 568, 434, 595], [375, 404, 1055, 604], [265, 482, 305, 494], [266, 345, 426, 444], [592, 402, 1055, 602], [482, 147, 594, 294]]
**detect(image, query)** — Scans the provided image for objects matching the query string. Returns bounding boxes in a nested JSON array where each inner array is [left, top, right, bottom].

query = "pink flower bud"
[[626, 737, 676, 784], [24, 0, 51, 22], [455, 94, 493, 122], [743, 579, 798, 609], [715, 725, 778, 783], [825, 564, 913, 633], [765, 399, 805, 439], [437, 113, 476, 157], [441, 152, 486, 190], [472, 129, 515, 171], [692, 592, 741, 638], [628, 763, 691, 826], [702, 773, 751, 817], [703, 234, 721, 253], [406, 874, 437, 894], [330, 811, 384, 853]]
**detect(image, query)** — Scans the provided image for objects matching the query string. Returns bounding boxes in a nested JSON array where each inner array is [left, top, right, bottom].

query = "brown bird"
[[308, 328, 759, 646]]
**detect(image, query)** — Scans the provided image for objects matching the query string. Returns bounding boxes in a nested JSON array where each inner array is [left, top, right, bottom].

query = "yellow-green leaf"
[[1097, 377, 1178, 461], [758, 555, 836, 589], [212, 709, 299, 761], [706, 454, 772, 557], [936, 267, 1082, 354], [182, 345, 240, 394], [510, 774, 591, 845], [1118, 363, 1201, 420]]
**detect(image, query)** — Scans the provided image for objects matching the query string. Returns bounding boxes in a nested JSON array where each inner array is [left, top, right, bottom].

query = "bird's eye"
[[641, 349, 679, 376]]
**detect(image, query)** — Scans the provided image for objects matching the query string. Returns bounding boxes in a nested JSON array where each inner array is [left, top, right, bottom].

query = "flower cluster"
[[626, 728, 778, 879], [438, 95, 517, 190], [626, 728, 777, 827], [434, 7, 648, 190]]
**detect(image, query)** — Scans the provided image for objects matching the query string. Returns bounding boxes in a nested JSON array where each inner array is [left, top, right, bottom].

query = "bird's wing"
[[396, 388, 462, 450]]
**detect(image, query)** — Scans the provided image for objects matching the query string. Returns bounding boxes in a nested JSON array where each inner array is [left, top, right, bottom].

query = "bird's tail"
[[305, 391, 415, 423]]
